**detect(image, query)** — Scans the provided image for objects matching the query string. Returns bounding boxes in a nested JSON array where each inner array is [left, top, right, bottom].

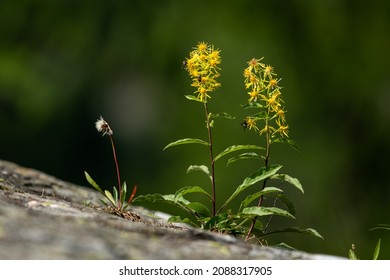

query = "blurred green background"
[[1, 0, 389, 259]]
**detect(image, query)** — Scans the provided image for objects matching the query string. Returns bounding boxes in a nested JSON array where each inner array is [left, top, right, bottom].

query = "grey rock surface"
[[0, 160, 343, 259]]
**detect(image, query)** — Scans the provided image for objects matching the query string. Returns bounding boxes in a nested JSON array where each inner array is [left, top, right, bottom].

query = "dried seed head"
[[95, 116, 113, 136]]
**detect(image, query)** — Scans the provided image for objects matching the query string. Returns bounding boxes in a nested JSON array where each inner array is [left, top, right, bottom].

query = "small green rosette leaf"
[[84, 171, 104, 195], [104, 190, 116, 207]]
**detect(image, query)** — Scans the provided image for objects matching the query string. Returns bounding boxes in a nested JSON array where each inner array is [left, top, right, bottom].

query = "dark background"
[[1, 0, 389, 259]]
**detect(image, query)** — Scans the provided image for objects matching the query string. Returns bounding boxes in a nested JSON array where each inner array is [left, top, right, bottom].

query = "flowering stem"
[[204, 103, 216, 217], [109, 134, 122, 209], [245, 119, 271, 241]]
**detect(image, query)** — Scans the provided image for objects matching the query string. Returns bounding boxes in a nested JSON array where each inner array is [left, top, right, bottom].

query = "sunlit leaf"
[[185, 95, 205, 103], [219, 165, 282, 211], [113, 186, 118, 202], [239, 187, 283, 211], [370, 224, 390, 231], [174, 186, 212, 203], [275, 243, 297, 251], [241, 102, 263, 109], [272, 137, 302, 154], [349, 247, 358, 260], [214, 145, 265, 162], [373, 238, 381, 260], [270, 174, 304, 194], [187, 165, 211, 180], [227, 152, 262, 166], [210, 112, 235, 120], [241, 206, 295, 219], [120, 181, 127, 205], [164, 138, 210, 150], [104, 190, 116, 207], [264, 227, 323, 239], [132, 193, 194, 215], [84, 171, 104, 194]]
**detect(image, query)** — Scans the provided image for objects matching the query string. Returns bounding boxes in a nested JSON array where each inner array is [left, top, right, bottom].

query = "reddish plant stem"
[[109, 135, 122, 209]]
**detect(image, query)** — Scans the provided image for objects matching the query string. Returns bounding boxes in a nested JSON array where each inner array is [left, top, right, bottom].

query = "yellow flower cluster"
[[243, 58, 289, 138], [185, 42, 221, 102]]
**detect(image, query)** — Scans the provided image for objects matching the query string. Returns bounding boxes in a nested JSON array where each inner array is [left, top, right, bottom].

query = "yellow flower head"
[[185, 42, 221, 102], [243, 57, 289, 138], [274, 119, 289, 138], [245, 117, 259, 131]]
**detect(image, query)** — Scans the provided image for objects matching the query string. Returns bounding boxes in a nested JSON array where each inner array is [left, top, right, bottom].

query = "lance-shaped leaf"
[[187, 202, 211, 218], [210, 112, 235, 120], [219, 164, 283, 211], [227, 152, 262, 166], [241, 206, 295, 219], [185, 95, 205, 103], [263, 227, 324, 239], [270, 174, 304, 194], [187, 165, 212, 181], [84, 171, 104, 195], [133, 193, 205, 218], [272, 137, 302, 154], [239, 187, 283, 211], [214, 145, 265, 162], [373, 239, 381, 260], [164, 138, 209, 150], [104, 190, 116, 207], [174, 186, 212, 203]]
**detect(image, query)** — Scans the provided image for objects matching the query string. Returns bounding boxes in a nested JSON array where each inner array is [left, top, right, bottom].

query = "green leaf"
[[264, 227, 324, 239], [277, 193, 296, 215], [373, 238, 381, 260], [241, 102, 263, 109], [204, 213, 228, 229], [272, 137, 302, 154], [187, 165, 211, 180], [270, 174, 304, 194], [275, 243, 297, 251], [113, 186, 118, 203], [104, 190, 117, 207], [241, 206, 295, 219], [349, 247, 358, 260], [210, 112, 235, 120], [227, 152, 262, 166], [174, 186, 212, 203], [370, 224, 390, 231], [219, 165, 283, 211], [187, 202, 211, 218], [185, 95, 205, 103], [239, 187, 283, 211], [84, 171, 104, 195], [133, 193, 188, 205], [214, 145, 265, 162], [121, 181, 127, 205], [132, 193, 193, 215], [164, 138, 210, 150]]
